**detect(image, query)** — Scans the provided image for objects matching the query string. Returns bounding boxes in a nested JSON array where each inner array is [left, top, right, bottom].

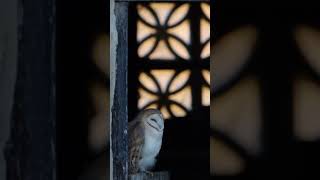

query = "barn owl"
[[129, 109, 164, 175]]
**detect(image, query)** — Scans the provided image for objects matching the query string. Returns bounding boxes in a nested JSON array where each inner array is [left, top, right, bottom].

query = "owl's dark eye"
[[150, 118, 157, 123]]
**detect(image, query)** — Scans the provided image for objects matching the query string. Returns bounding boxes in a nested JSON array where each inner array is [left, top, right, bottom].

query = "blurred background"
[[56, 0, 109, 179], [212, 1, 320, 178]]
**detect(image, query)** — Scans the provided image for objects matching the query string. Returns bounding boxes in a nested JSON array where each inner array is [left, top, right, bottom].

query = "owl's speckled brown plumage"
[[129, 109, 164, 174]]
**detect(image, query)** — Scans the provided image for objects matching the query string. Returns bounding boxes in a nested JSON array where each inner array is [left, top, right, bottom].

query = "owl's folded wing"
[[128, 121, 145, 174]]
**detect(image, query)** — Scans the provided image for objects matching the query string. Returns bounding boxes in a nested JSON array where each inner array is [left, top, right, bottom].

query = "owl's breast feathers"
[[140, 129, 162, 170], [129, 109, 164, 174]]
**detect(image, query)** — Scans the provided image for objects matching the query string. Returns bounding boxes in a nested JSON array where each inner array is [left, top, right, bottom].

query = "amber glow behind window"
[[135, 2, 210, 119]]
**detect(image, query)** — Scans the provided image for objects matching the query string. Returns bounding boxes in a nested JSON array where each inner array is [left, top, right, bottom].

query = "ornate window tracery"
[[131, 2, 210, 119]]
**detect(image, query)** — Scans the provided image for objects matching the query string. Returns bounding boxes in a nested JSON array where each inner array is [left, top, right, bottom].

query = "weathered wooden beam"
[[111, 0, 129, 179], [129, 171, 170, 180]]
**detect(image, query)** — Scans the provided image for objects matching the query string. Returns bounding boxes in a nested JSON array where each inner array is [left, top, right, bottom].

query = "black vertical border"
[[4, 0, 56, 179]]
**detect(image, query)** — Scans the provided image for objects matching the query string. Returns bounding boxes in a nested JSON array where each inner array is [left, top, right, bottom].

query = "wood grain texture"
[[111, 1, 129, 180]]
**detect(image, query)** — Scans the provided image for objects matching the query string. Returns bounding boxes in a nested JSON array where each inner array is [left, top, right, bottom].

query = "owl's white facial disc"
[[145, 114, 164, 132]]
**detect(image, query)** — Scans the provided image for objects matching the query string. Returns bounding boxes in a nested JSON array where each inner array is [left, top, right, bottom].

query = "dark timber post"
[[111, 0, 129, 179], [4, 0, 56, 179]]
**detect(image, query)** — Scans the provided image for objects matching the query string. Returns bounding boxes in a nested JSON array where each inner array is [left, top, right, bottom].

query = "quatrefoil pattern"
[[135, 3, 210, 119], [137, 3, 191, 60], [138, 70, 192, 119]]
